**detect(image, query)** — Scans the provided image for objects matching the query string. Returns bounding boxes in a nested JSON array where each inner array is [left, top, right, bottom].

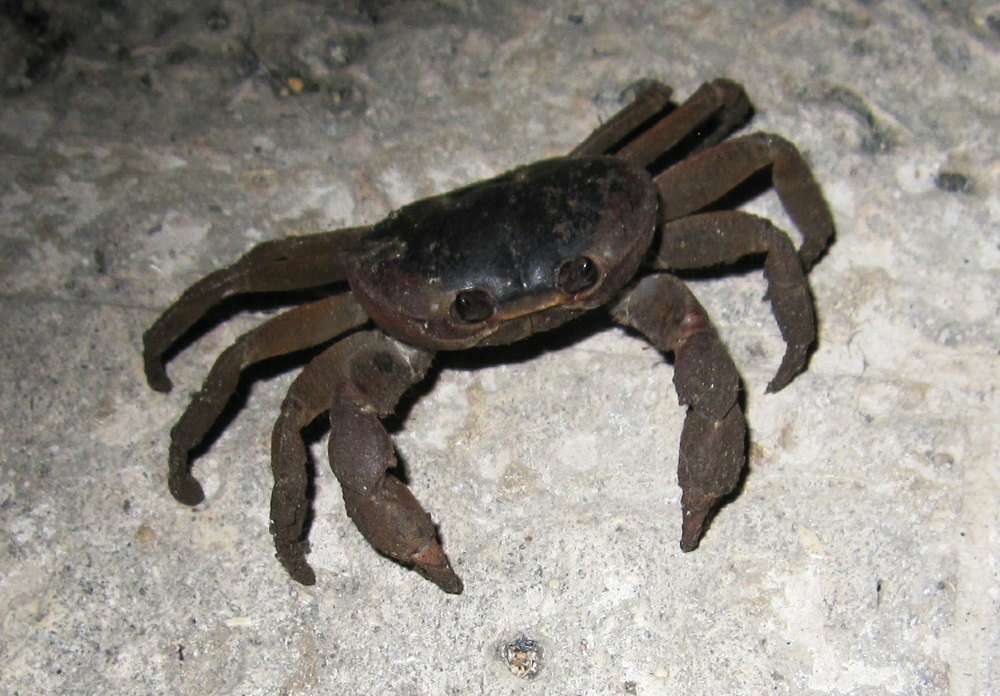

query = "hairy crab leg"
[[270, 331, 460, 592], [604, 78, 753, 168], [655, 211, 816, 392], [569, 81, 673, 157], [654, 133, 835, 269], [610, 273, 745, 552], [143, 227, 368, 392], [165, 294, 369, 506]]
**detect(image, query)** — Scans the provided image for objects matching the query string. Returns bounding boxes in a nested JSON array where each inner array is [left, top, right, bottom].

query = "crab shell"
[[348, 157, 658, 350]]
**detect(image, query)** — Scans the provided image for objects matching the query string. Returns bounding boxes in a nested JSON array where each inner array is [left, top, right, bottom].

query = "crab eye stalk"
[[452, 288, 497, 323], [556, 256, 600, 294]]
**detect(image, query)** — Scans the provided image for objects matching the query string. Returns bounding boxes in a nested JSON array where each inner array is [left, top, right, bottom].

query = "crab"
[[143, 79, 834, 593]]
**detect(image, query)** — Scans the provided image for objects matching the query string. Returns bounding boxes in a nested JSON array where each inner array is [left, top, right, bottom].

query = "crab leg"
[[269, 331, 461, 592], [654, 210, 815, 392], [143, 226, 368, 392], [610, 273, 745, 552], [569, 81, 674, 157], [165, 294, 369, 506], [654, 133, 834, 269], [610, 78, 752, 168]]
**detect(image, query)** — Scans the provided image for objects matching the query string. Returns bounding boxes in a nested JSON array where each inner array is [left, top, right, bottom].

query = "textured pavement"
[[2, 1, 999, 694]]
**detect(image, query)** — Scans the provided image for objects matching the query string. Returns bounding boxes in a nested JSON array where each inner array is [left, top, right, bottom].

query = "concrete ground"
[[2, 1, 999, 694]]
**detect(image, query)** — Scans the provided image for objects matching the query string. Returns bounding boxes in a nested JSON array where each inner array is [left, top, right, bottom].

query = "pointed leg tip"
[[416, 562, 464, 595], [294, 567, 318, 586], [169, 474, 205, 506], [149, 377, 173, 394], [429, 571, 464, 595], [274, 542, 317, 585], [680, 491, 723, 552], [766, 372, 794, 394], [768, 343, 810, 393], [144, 360, 174, 393], [411, 542, 464, 594], [680, 511, 708, 552], [766, 368, 795, 393]]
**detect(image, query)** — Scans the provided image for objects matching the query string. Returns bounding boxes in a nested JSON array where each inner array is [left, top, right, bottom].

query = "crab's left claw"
[[270, 330, 462, 591], [342, 477, 463, 594]]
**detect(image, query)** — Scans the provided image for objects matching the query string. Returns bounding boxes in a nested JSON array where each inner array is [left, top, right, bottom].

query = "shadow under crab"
[[143, 78, 834, 592]]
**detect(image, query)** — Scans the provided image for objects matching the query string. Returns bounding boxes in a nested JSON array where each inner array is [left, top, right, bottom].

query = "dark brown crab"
[[143, 79, 833, 593]]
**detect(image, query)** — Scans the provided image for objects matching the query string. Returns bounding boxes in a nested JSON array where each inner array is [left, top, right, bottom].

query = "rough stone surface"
[[2, 1, 999, 694]]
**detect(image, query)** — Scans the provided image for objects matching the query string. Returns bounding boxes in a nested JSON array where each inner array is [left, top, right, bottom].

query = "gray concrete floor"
[[2, 1, 999, 694]]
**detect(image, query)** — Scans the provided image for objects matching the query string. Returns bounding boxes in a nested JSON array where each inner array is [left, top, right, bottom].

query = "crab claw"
[[679, 491, 718, 551], [410, 539, 464, 595], [343, 477, 463, 594], [676, 405, 746, 551]]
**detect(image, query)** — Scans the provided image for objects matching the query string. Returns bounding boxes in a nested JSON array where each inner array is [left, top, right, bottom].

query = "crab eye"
[[556, 256, 600, 294], [452, 288, 497, 323]]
